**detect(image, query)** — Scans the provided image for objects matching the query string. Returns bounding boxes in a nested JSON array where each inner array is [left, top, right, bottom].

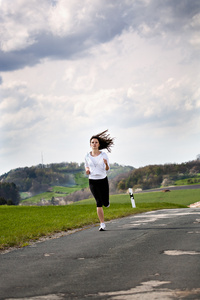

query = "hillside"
[[0, 162, 84, 195], [115, 160, 200, 191], [1, 159, 200, 206], [0, 162, 134, 205]]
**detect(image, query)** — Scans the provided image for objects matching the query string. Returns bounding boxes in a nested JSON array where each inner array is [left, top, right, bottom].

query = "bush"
[[0, 197, 6, 205]]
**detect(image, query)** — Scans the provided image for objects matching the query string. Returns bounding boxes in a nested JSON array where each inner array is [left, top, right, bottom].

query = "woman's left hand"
[[103, 158, 109, 171]]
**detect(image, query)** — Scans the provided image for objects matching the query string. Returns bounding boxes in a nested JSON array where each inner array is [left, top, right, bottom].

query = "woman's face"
[[90, 138, 100, 150]]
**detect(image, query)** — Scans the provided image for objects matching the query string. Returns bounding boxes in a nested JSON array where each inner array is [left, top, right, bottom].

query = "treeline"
[[0, 162, 134, 202], [2, 159, 199, 206], [0, 182, 20, 205], [115, 160, 200, 191], [0, 162, 84, 195]]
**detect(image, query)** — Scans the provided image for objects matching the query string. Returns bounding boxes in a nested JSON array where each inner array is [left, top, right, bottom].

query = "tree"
[[0, 197, 6, 205], [0, 182, 20, 205]]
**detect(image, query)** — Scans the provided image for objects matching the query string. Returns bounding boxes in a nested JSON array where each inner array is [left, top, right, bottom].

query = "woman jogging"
[[85, 130, 114, 231]]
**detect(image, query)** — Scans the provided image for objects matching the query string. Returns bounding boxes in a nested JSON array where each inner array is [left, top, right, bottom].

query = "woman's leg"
[[89, 179, 107, 229], [97, 207, 104, 223]]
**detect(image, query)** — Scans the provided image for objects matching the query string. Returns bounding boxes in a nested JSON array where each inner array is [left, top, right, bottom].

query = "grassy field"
[[20, 172, 89, 204], [175, 176, 200, 186], [0, 189, 199, 251], [20, 186, 82, 204]]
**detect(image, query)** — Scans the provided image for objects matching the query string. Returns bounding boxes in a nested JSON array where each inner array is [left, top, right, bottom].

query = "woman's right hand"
[[85, 167, 90, 175]]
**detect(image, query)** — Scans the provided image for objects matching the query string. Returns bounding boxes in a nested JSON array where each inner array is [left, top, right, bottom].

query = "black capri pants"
[[89, 177, 109, 207]]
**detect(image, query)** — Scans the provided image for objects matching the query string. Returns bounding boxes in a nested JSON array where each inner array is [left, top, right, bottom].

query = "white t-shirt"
[[85, 151, 110, 179]]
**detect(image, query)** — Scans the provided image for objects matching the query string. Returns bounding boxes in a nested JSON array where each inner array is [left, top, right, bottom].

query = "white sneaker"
[[99, 223, 106, 231]]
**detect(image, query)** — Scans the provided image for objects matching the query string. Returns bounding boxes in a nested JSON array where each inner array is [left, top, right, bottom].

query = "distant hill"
[[0, 162, 134, 201], [0, 162, 83, 195], [2, 159, 199, 206], [115, 160, 200, 191]]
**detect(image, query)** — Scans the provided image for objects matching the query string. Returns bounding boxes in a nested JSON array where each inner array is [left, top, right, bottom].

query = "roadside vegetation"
[[1, 189, 199, 251]]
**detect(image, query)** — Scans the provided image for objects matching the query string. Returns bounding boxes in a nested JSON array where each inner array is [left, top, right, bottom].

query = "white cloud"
[[0, 0, 50, 52], [0, 0, 200, 174], [48, 0, 101, 37]]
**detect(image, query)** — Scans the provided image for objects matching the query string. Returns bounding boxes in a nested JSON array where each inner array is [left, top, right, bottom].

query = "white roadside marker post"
[[129, 188, 136, 208]]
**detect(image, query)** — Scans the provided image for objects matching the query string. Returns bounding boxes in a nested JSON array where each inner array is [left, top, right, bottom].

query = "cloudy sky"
[[0, 0, 200, 175]]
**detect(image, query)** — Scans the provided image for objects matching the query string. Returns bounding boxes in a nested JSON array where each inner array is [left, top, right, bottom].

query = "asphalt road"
[[1, 208, 200, 300]]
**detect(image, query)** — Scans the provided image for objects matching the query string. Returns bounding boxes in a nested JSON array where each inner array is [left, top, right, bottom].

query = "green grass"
[[21, 186, 84, 204], [21, 192, 54, 203], [20, 192, 31, 200], [77, 189, 200, 207], [74, 172, 89, 188], [175, 177, 200, 186], [21, 172, 89, 204], [128, 189, 200, 206], [0, 189, 199, 251]]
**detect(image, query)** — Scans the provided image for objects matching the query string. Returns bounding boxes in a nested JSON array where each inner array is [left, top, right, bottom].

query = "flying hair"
[[90, 129, 114, 152]]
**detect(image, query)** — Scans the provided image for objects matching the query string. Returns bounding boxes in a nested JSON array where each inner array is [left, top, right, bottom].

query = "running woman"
[[85, 130, 114, 231]]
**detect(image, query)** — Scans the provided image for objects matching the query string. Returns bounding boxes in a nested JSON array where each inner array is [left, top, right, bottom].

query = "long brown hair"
[[90, 129, 114, 152]]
